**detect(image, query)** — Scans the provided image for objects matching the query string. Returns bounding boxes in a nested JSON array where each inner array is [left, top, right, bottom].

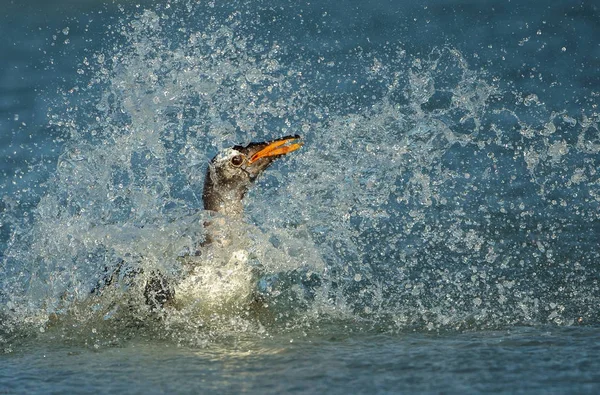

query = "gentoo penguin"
[[142, 135, 304, 311]]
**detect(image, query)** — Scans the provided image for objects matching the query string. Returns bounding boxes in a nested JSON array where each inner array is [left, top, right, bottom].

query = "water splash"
[[1, 1, 599, 349]]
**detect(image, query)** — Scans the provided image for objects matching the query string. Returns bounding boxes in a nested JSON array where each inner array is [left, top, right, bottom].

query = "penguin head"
[[202, 135, 302, 213]]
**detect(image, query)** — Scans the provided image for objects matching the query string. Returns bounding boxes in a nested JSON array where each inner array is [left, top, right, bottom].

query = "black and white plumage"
[[142, 135, 304, 311]]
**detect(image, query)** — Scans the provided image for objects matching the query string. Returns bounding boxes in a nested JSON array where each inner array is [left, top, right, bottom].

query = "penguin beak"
[[248, 135, 303, 164]]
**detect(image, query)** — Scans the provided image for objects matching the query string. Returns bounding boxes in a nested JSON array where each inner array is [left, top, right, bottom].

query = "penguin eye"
[[230, 154, 244, 167]]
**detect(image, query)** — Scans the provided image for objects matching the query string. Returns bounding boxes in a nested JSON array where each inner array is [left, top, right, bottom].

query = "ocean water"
[[1, 0, 599, 393]]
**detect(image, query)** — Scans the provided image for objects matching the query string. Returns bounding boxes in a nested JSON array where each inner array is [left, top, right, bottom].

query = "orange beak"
[[248, 136, 303, 164]]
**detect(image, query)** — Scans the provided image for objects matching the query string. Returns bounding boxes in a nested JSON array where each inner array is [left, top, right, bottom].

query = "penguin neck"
[[201, 175, 250, 248], [202, 188, 246, 218], [202, 175, 249, 219]]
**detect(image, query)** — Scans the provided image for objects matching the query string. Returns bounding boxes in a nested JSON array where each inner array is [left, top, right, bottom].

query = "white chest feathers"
[[173, 247, 256, 312]]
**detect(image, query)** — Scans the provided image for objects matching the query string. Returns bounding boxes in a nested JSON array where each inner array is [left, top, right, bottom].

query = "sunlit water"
[[1, 0, 599, 392]]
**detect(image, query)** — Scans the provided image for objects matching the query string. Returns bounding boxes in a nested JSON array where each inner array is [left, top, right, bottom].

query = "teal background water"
[[1, 0, 600, 393], [3, 327, 600, 393]]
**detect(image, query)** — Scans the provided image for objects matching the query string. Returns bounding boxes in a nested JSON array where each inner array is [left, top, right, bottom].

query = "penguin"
[[141, 135, 304, 311]]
